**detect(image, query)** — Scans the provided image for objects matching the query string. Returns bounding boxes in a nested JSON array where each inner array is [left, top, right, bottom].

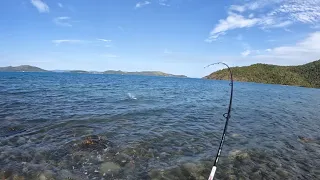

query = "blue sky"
[[0, 0, 319, 77]]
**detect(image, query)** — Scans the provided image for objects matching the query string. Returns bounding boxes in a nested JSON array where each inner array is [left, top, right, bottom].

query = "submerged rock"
[[276, 169, 289, 178], [229, 150, 249, 160], [298, 136, 313, 143], [60, 169, 74, 179], [2, 126, 26, 137], [100, 162, 121, 174], [148, 162, 208, 180], [182, 163, 197, 173], [231, 133, 241, 138], [75, 135, 113, 151], [297, 136, 320, 144], [39, 174, 46, 180], [17, 137, 26, 144]]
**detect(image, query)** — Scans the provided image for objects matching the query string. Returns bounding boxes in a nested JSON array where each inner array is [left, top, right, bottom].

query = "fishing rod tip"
[[204, 62, 221, 69]]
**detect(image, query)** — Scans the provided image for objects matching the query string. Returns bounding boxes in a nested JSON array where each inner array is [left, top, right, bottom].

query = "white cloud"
[[97, 39, 112, 48], [229, 5, 246, 13], [241, 50, 251, 57], [205, 32, 226, 42], [30, 0, 49, 13], [284, 28, 293, 33], [206, 13, 259, 42], [207, 0, 320, 41], [135, 1, 151, 8], [260, 18, 293, 29], [58, 3, 63, 8], [52, 39, 85, 45], [159, 0, 170, 6], [247, 2, 261, 10], [228, 1, 267, 13], [253, 31, 320, 64], [270, 21, 292, 28], [202, 32, 319, 69], [97, 39, 112, 42], [53, 17, 72, 27], [274, 2, 320, 23]]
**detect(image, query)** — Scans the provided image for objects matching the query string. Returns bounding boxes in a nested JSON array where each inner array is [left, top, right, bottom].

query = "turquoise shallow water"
[[0, 72, 319, 179]]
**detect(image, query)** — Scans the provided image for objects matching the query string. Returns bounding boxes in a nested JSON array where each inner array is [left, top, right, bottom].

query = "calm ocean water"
[[0, 72, 319, 180]]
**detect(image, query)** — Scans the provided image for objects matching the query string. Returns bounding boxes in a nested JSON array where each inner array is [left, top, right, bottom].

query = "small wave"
[[127, 93, 137, 100]]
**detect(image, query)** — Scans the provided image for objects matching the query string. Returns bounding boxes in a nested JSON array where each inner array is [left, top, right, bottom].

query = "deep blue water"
[[0, 72, 319, 180]]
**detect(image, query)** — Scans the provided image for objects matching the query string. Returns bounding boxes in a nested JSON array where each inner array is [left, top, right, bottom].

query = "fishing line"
[[204, 62, 234, 180]]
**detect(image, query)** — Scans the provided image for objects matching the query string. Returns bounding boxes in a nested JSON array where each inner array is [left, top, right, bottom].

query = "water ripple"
[[0, 72, 319, 179]]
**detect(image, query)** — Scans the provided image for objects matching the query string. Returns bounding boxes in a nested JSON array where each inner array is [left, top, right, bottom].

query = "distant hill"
[[69, 70, 89, 74], [0, 65, 187, 77], [103, 70, 187, 77], [204, 60, 320, 88], [0, 65, 47, 72]]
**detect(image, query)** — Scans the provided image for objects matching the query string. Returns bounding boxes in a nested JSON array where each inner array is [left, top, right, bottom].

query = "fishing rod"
[[204, 62, 234, 180]]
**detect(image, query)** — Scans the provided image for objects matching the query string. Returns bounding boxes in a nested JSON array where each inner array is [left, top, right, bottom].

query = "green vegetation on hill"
[[0, 65, 47, 72], [205, 60, 320, 88]]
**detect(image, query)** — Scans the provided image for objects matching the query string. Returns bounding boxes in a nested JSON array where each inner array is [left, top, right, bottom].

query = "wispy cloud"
[[164, 49, 172, 54], [159, 0, 170, 6], [97, 39, 113, 48], [30, 0, 49, 13], [206, 13, 259, 42], [312, 24, 320, 29], [229, 5, 245, 13], [52, 39, 85, 45], [102, 53, 118, 58], [118, 26, 125, 32], [265, 32, 320, 57], [58, 3, 63, 8], [53, 17, 72, 27], [269, 21, 292, 28], [97, 38, 112, 42], [243, 31, 320, 65], [207, 0, 320, 41], [135, 1, 151, 9], [267, 39, 277, 42], [273, 1, 320, 23], [241, 50, 251, 57]]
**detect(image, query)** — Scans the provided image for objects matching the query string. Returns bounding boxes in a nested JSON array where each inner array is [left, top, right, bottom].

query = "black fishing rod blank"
[[204, 62, 234, 180]]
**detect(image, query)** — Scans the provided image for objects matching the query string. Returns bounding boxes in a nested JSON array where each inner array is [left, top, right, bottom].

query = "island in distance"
[[0, 65, 47, 72], [204, 59, 319, 88], [0, 65, 188, 78]]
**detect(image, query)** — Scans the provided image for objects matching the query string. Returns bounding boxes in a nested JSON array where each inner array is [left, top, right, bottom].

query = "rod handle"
[[208, 166, 217, 180]]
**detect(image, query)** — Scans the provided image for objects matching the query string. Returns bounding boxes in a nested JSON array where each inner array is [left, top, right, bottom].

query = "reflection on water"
[[0, 72, 319, 179]]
